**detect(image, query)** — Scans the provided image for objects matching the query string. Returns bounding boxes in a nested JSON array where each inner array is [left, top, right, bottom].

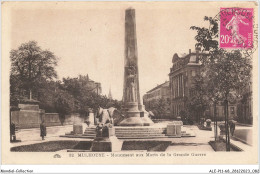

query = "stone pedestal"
[[90, 126, 122, 152], [11, 99, 45, 129], [73, 124, 83, 134], [91, 136, 122, 152], [139, 104, 154, 126], [166, 121, 183, 137], [89, 112, 95, 125], [206, 119, 212, 128], [119, 116, 143, 126], [119, 102, 143, 126]]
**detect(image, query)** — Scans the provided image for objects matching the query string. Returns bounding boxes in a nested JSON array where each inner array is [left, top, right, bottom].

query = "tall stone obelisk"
[[119, 8, 153, 126]]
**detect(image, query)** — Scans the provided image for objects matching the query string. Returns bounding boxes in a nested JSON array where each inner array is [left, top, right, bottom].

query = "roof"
[[146, 81, 169, 94], [172, 48, 208, 64]]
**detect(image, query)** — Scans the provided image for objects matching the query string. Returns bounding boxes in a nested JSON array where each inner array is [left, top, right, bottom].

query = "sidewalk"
[[236, 122, 253, 127], [215, 123, 253, 151], [10, 123, 253, 152], [11, 125, 76, 147], [165, 125, 215, 152], [229, 137, 252, 151]]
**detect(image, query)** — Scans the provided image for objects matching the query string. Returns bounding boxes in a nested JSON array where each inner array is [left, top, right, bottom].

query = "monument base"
[[119, 102, 154, 126], [90, 136, 123, 152], [141, 116, 154, 126], [73, 124, 83, 134], [118, 116, 144, 126], [166, 121, 183, 137], [139, 104, 154, 126]]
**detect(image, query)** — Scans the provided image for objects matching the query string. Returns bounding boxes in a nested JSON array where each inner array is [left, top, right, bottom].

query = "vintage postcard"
[[1, 1, 259, 165]]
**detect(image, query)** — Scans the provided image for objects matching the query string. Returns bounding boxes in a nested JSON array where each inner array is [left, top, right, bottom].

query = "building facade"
[[143, 81, 171, 118], [206, 100, 237, 121], [236, 84, 252, 124], [169, 48, 203, 119], [78, 74, 102, 95], [169, 48, 242, 122]]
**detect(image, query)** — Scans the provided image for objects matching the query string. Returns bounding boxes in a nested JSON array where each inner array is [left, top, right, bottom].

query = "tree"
[[61, 75, 120, 117], [10, 41, 58, 101], [10, 74, 23, 106], [147, 98, 170, 119], [191, 17, 252, 151], [186, 75, 209, 123], [54, 89, 75, 125]]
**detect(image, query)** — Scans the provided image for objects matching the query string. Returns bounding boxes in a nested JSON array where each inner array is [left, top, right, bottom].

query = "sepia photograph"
[[1, 1, 259, 167]]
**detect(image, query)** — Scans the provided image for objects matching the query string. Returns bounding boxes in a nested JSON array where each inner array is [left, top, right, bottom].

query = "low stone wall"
[[63, 113, 85, 125], [44, 113, 62, 127], [11, 110, 44, 129], [11, 110, 87, 129], [233, 129, 252, 145]]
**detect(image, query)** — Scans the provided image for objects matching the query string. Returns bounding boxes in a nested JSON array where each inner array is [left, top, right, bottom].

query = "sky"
[[9, 2, 221, 100]]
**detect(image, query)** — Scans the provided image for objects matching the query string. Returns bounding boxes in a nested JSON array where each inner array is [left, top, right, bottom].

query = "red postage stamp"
[[220, 8, 253, 49]]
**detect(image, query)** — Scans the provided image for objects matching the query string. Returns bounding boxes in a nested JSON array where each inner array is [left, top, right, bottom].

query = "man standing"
[[40, 120, 46, 140], [10, 122, 16, 142], [229, 120, 236, 136]]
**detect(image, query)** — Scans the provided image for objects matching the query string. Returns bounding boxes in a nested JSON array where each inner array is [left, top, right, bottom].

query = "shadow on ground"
[[10, 141, 92, 152], [10, 140, 172, 152]]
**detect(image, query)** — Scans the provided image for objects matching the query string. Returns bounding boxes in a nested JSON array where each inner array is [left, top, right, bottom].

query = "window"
[[190, 55, 196, 62], [191, 70, 196, 77]]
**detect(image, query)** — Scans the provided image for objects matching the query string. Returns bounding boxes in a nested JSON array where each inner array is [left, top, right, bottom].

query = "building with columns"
[[169, 48, 205, 119], [236, 83, 252, 124], [169, 48, 241, 122]]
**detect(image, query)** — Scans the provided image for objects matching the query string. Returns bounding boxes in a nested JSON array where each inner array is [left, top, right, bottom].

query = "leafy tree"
[[61, 75, 121, 117], [10, 74, 24, 106], [186, 75, 209, 123], [191, 16, 252, 151], [147, 98, 170, 119], [54, 89, 75, 125], [10, 41, 119, 124], [10, 41, 58, 101]]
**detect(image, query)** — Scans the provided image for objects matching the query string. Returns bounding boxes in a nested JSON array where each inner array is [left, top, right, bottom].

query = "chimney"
[[195, 46, 201, 63], [189, 49, 191, 54]]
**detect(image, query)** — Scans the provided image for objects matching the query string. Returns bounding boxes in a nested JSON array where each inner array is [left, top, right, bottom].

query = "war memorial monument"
[[62, 8, 188, 147]]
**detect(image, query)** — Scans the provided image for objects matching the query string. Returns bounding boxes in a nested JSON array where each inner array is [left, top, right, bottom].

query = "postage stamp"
[[220, 8, 253, 49]]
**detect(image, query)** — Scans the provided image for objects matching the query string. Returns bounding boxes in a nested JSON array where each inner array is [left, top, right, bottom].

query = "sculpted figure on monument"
[[126, 65, 137, 102], [96, 107, 124, 125], [96, 107, 113, 124]]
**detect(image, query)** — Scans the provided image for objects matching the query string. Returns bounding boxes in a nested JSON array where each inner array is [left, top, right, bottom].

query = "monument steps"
[[62, 126, 194, 139], [116, 129, 165, 131], [60, 134, 95, 139], [115, 127, 165, 129], [115, 129, 165, 131], [115, 133, 166, 136], [84, 130, 96, 133], [115, 132, 165, 135], [116, 134, 166, 137], [82, 127, 167, 139]]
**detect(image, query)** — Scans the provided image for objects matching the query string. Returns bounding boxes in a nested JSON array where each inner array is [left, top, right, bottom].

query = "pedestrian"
[[10, 122, 16, 142], [40, 120, 46, 140], [229, 120, 236, 136]]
